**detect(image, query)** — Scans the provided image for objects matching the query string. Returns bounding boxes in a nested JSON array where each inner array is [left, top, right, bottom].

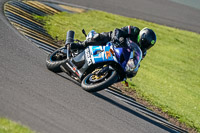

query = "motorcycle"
[[46, 30, 142, 92]]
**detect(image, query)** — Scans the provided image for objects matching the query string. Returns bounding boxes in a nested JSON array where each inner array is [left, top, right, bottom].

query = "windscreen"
[[126, 38, 142, 70]]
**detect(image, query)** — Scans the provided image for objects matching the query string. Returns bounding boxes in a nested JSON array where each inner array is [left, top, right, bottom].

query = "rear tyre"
[[81, 68, 118, 92], [46, 46, 67, 73]]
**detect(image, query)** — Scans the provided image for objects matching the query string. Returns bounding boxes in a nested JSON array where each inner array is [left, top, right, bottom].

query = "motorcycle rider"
[[69, 26, 156, 78]]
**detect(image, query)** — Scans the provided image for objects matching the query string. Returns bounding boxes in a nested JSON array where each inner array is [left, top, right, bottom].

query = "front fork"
[[96, 65, 109, 76], [66, 44, 70, 60]]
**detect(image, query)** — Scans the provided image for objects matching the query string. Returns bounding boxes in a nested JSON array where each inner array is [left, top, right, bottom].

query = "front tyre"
[[46, 46, 67, 73], [81, 68, 118, 92]]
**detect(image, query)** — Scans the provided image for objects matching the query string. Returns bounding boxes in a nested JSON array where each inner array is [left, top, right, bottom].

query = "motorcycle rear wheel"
[[46, 46, 67, 73], [81, 67, 118, 92]]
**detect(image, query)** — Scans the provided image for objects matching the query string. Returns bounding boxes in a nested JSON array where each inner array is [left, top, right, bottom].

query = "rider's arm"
[[112, 26, 140, 44], [111, 28, 126, 42]]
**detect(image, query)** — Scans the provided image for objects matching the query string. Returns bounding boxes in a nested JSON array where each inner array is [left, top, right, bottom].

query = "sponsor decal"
[[106, 51, 111, 59], [85, 48, 92, 65], [75, 72, 79, 77]]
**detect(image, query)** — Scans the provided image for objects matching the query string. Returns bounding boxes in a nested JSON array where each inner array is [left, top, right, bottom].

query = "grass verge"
[[0, 118, 35, 133], [34, 10, 200, 132]]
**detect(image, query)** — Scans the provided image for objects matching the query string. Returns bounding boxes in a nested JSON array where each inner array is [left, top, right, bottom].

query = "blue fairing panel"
[[114, 47, 131, 69], [89, 45, 115, 64]]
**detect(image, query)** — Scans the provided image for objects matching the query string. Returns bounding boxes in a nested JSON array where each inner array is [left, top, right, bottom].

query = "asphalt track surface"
[[0, 0, 199, 133]]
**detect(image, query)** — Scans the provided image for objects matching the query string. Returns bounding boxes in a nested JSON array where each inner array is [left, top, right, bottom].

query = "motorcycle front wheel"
[[81, 67, 118, 92]]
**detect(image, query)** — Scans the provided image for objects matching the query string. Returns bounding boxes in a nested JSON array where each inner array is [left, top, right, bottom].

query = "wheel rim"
[[89, 72, 108, 83], [84, 70, 112, 85]]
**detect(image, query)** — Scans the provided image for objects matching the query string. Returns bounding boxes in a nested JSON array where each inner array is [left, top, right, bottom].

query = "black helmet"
[[137, 28, 156, 51]]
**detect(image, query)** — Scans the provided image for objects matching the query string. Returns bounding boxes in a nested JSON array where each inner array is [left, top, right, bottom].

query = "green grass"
[[0, 118, 35, 133], [34, 10, 200, 131]]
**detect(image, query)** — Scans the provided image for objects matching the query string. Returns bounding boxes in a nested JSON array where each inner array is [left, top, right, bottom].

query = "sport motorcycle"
[[46, 30, 142, 92]]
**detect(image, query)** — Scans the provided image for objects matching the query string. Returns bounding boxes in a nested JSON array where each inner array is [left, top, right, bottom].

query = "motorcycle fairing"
[[85, 42, 118, 65], [114, 47, 132, 70]]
